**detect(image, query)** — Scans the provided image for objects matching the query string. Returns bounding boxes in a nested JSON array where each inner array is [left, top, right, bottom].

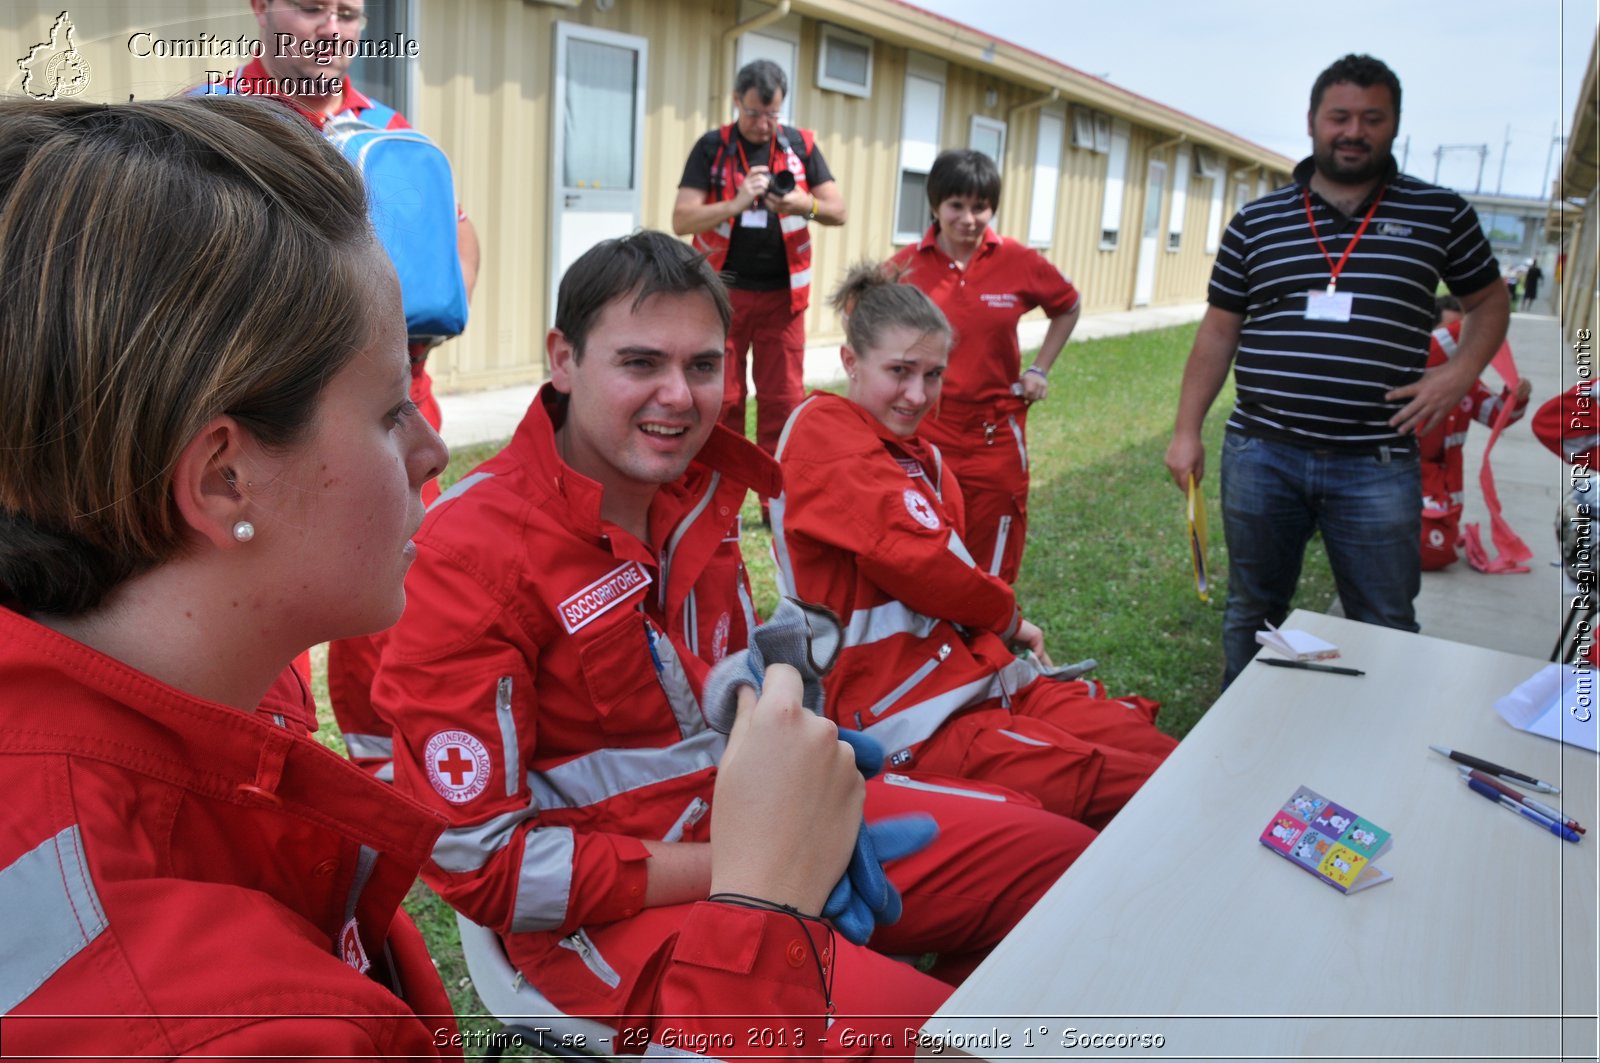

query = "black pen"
[[1429, 744, 1560, 794], [1259, 657, 1365, 677]]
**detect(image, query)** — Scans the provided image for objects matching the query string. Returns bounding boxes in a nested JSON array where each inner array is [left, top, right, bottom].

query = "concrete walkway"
[[434, 300, 1571, 661]]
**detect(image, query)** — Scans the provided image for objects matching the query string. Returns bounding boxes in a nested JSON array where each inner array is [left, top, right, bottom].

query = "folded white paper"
[[1494, 664, 1600, 753], [1255, 622, 1340, 662]]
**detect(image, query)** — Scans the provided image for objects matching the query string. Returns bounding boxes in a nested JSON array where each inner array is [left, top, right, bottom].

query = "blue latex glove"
[[822, 813, 939, 945], [701, 599, 937, 943]]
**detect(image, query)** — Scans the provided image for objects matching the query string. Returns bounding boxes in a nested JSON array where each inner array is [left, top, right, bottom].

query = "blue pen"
[[643, 619, 664, 674], [1466, 778, 1581, 843]]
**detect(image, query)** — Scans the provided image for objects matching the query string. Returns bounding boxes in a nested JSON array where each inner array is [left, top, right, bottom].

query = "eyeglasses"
[[740, 107, 783, 122], [277, 0, 369, 28]]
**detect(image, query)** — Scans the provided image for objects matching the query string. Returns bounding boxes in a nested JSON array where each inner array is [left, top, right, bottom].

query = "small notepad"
[[1260, 786, 1393, 894], [1255, 621, 1340, 661]]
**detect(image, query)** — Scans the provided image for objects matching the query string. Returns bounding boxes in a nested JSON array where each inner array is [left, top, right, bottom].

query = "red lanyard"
[[1302, 187, 1384, 295]]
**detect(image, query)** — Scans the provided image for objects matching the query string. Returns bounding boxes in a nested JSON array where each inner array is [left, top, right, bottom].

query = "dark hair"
[[734, 59, 788, 104], [1433, 294, 1463, 325], [830, 261, 951, 355], [0, 96, 373, 616], [926, 149, 1002, 213], [1310, 54, 1402, 118], [554, 230, 732, 358]]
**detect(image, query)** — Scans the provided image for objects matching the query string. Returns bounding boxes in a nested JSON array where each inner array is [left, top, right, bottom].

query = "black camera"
[[768, 169, 796, 196]]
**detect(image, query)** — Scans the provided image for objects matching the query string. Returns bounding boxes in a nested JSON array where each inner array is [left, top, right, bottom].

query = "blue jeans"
[[1219, 431, 1421, 687]]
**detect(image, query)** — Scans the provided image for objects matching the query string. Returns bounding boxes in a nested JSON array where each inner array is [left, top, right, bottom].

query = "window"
[[1167, 145, 1190, 251], [1092, 112, 1112, 153], [736, 31, 797, 126], [1071, 106, 1095, 150], [1027, 108, 1064, 247], [816, 23, 872, 97], [350, 0, 413, 114], [1195, 147, 1226, 253], [1099, 118, 1130, 249], [970, 115, 1006, 166], [892, 55, 945, 243]]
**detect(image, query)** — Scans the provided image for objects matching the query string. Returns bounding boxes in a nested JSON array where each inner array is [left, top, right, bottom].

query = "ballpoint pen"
[[1259, 658, 1365, 677], [1428, 744, 1560, 794], [1457, 766, 1584, 833], [1464, 777, 1581, 843]]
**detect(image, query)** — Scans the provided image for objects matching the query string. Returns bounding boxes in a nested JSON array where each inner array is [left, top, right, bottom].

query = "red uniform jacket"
[[773, 393, 1046, 758], [0, 606, 459, 1059], [370, 386, 833, 1025]]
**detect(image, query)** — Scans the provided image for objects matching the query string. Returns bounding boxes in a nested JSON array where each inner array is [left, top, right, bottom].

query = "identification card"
[[739, 208, 768, 228], [1305, 289, 1353, 322]]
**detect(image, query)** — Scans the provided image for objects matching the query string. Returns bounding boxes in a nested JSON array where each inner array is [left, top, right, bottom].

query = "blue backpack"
[[324, 105, 469, 342], [196, 84, 468, 342]]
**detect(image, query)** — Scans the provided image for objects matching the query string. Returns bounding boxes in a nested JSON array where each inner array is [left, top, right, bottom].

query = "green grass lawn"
[[309, 321, 1339, 1052]]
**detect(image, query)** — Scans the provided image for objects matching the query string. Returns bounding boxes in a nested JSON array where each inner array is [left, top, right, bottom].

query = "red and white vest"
[[692, 123, 815, 313]]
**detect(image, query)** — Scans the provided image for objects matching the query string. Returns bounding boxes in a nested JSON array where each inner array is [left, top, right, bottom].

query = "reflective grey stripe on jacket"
[[1, 826, 108, 1013], [430, 729, 724, 933], [647, 628, 707, 741], [528, 729, 725, 812], [860, 655, 1039, 755]]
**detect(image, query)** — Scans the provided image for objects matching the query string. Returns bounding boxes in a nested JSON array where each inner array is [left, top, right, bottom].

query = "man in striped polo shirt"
[[1165, 54, 1509, 686]]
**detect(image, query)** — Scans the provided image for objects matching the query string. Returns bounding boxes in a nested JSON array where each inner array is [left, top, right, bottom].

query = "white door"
[[550, 24, 647, 324], [1133, 159, 1166, 306]]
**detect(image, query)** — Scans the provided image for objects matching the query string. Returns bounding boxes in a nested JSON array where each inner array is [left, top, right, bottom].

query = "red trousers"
[[920, 407, 1030, 585], [327, 351, 441, 775], [906, 679, 1175, 830], [720, 288, 807, 456], [511, 772, 1090, 1061]]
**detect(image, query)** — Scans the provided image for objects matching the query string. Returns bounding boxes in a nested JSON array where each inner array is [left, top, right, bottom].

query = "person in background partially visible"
[[1417, 295, 1531, 570], [1521, 260, 1544, 312]]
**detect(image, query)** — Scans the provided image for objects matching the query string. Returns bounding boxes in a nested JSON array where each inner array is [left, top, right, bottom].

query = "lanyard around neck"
[[1302, 186, 1384, 295]]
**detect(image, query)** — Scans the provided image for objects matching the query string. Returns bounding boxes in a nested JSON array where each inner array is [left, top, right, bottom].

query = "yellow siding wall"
[[2, 0, 1288, 393]]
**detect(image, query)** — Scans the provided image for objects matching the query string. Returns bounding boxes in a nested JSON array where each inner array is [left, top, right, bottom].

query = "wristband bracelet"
[[1023, 365, 1049, 380], [807, 195, 817, 221]]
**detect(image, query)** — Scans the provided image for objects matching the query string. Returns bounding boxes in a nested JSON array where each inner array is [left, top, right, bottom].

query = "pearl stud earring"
[[232, 520, 255, 543]]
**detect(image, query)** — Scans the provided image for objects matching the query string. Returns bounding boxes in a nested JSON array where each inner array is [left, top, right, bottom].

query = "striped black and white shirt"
[[1209, 157, 1501, 450]]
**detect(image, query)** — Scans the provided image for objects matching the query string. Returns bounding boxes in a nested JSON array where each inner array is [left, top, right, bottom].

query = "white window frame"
[[892, 53, 946, 245], [1099, 118, 1131, 250], [1167, 145, 1190, 252], [815, 22, 873, 98], [1070, 105, 1095, 150], [969, 115, 1007, 165], [735, 29, 798, 126], [1027, 106, 1065, 248]]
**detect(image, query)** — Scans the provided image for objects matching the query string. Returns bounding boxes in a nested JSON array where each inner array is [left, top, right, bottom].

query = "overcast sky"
[[910, 0, 1595, 199]]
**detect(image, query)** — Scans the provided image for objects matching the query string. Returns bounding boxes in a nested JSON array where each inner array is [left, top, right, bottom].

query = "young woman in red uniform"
[[773, 265, 1176, 829], [0, 97, 867, 1059], [889, 149, 1082, 585]]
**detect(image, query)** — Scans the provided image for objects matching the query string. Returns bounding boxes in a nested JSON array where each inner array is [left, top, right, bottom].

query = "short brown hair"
[[554, 230, 731, 360], [0, 96, 374, 614]]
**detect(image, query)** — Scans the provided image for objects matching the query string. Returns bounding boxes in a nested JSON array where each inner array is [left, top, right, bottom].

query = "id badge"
[[1305, 289, 1353, 322], [740, 208, 769, 228]]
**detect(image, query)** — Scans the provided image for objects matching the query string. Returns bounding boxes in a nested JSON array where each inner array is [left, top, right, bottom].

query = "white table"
[[920, 611, 1598, 1061]]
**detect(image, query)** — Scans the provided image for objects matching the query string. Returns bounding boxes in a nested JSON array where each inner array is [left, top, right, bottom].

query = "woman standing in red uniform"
[[889, 149, 1082, 585], [773, 265, 1173, 829]]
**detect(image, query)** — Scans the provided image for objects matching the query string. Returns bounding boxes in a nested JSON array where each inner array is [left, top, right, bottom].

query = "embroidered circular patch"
[[424, 729, 491, 804], [903, 488, 940, 530]]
